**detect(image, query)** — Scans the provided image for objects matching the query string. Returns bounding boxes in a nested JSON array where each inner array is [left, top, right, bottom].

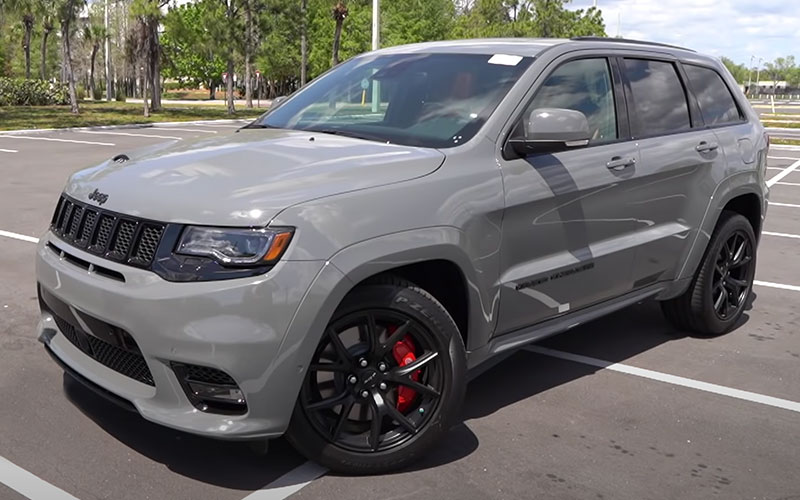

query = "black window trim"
[[618, 56, 697, 141], [501, 53, 632, 159], [679, 62, 748, 130]]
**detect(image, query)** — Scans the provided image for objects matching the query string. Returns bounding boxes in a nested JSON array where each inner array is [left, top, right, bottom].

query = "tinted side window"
[[525, 58, 617, 143], [623, 59, 691, 137], [684, 64, 742, 126]]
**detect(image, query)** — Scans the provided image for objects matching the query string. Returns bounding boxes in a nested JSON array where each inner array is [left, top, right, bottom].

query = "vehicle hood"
[[64, 129, 445, 226]]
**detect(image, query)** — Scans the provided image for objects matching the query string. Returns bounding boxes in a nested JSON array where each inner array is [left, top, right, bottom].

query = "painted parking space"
[[1, 128, 800, 500]]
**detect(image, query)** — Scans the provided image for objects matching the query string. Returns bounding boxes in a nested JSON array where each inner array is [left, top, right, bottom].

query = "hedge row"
[[0, 78, 70, 106]]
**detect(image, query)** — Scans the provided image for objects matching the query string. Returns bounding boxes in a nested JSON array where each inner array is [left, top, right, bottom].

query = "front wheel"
[[661, 212, 757, 336], [285, 277, 467, 474]]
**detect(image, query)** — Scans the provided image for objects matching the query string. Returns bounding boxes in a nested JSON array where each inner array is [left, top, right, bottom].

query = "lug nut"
[[379, 382, 387, 391], [361, 390, 370, 398], [348, 375, 357, 384], [378, 362, 387, 372], [359, 358, 368, 368]]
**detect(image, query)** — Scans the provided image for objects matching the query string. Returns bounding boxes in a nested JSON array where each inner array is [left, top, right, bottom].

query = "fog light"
[[187, 381, 245, 404], [172, 362, 248, 415]]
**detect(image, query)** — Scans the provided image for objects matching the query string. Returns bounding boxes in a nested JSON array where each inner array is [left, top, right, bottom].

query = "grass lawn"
[[0, 101, 266, 131], [770, 138, 800, 146], [762, 121, 800, 128]]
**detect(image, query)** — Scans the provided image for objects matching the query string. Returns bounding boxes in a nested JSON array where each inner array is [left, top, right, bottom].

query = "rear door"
[[618, 56, 725, 288], [495, 55, 641, 335]]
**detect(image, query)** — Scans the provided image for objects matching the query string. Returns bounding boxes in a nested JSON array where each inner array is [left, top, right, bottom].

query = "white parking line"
[[762, 231, 800, 239], [766, 159, 800, 187], [193, 122, 244, 128], [242, 461, 327, 500], [771, 145, 800, 151], [525, 345, 800, 413], [150, 127, 217, 133], [77, 130, 183, 140], [0, 230, 39, 243], [0, 455, 81, 500], [0, 148, 18, 153], [776, 181, 800, 186], [767, 156, 800, 161], [769, 201, 800, 208], [0, 135, 115, 146], [755, 280, 800, 292]]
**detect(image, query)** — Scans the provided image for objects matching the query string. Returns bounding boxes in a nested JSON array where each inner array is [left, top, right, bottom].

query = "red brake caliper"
[[390, 329, 420, 413]]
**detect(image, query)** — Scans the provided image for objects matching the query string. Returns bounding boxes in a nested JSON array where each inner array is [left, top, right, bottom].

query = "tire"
[[661, 212, 757, 336], [285, 276, 467, 475]]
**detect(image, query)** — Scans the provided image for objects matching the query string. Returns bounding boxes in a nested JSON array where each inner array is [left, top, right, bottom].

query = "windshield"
[[256, 53, 533, 148]]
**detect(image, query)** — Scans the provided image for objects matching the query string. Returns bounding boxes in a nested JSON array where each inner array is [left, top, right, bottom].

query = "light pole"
[[746, 55, 754, 94], [104, 0, 112, 100], [755, 57, 763, 96], [371, 0, 380, 112]]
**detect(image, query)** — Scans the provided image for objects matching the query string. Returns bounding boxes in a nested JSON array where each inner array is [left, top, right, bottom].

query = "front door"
[[495, 56, 642, 335]]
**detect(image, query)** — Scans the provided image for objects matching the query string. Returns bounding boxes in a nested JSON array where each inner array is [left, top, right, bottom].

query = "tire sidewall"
[[697, 214, 757, 333]]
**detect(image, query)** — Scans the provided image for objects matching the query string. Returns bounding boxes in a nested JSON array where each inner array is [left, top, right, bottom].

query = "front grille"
[[50, 194, 166, 269], [52, 313, 154, 386]]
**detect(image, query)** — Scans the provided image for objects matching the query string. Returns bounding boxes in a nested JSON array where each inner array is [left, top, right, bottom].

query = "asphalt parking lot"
[[1, 113, 799, 500]]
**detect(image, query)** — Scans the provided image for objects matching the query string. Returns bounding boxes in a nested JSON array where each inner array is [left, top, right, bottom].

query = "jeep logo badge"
[[88, 189, 109, 206]]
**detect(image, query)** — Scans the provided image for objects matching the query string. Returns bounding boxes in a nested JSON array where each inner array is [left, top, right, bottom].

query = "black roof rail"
[[570, 36, 696, 53]]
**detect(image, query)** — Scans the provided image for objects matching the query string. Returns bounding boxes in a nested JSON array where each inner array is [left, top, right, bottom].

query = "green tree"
[[58, 0, 84, 113], [162, 0, 227, 98], [381, 0, 455, 47], [720, 57, 748, 84], [331, 1, 348, 66]]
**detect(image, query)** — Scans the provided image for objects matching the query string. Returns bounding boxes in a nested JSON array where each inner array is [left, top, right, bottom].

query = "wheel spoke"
[[731, 254, 752, 269], [732, 240, 746, 265], [306, 390, 350, 412], [392, 351, 439, 377], [713, 289, 725, 313], [714, 262, 725, 276], [367, 394, 385, 451], [326, 327, 354, 368], [383, 398, 418, 434], [331, 397, 355, 441], [387, 375, 441, 398], [375, 320, 411, 357], [309, 362, 349, 373], [727, 277, 749, 289]]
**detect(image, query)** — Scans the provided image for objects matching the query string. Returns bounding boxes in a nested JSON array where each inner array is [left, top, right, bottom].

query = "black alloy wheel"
[[286, 277, 466, 474], [711, 230, 753, 320]]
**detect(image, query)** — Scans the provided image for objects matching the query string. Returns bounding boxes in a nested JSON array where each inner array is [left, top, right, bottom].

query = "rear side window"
[[684, 64, 743, 126], [622, 59, 691, 137]]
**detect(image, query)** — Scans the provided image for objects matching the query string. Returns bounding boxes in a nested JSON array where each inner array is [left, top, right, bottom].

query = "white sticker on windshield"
[[488, 54, 523, 66]]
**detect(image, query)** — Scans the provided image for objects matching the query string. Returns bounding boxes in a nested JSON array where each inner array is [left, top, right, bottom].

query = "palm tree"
[[40, 9, 55, 79], [22, 11, 34, 78], [58, 0, 83, 113], [331, 1, 347, 66], [83, 23, 104, 99]]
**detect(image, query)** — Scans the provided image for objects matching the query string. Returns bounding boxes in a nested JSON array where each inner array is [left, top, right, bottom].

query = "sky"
[[569, 0, 800, 67]]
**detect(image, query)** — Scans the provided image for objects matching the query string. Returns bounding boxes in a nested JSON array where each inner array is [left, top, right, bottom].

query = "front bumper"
[[36, 231, 327, 439]]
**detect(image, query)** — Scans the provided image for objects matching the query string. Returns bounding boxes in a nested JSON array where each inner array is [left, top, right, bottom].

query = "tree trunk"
[[22, 15, 33, 79], [90, 44, 98, 100], [300, 0, 308, 86], [60, 7, 79, 114], [149, 19, 161, 111], [244, 1, 253, 108], [226, 57, 235, 114], [41, 26, 52, 80], [208, 80, 215, 100], [332, 18, 343, 67]]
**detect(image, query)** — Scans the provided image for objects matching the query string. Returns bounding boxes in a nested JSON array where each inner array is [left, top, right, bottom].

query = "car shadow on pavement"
[[63, 375, 305, 490], [60, 296, 757, 481]]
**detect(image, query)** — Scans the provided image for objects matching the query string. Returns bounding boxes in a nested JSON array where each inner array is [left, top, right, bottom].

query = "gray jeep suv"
[[36, 37, 768, 474]]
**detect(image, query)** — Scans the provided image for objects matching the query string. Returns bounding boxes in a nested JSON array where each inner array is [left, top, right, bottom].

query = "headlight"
[[176, 226, 293, 266]]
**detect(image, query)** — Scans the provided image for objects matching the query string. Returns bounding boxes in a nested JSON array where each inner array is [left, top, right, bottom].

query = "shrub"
[[76, 84, 86, 101], [0, 78, 70, 106]]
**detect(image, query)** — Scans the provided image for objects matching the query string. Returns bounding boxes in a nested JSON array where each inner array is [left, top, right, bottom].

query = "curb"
[[0, 118, 252, 136]]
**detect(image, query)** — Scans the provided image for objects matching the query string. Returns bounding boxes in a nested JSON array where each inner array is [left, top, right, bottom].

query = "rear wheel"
[[661, 212, 756, 336], [285, 277, 466, 474]]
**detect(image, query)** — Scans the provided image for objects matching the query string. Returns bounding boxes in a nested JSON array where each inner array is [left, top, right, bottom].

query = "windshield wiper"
[[304, 128, 389, 144], [240, 123, 278, 129]]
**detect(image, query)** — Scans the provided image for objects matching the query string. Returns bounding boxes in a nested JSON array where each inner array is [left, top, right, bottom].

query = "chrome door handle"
[[606, 156, 636, 171], [696, 141, 719, 153]]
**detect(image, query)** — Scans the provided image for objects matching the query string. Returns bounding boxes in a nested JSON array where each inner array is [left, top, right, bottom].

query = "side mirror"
[[509, 108, 591, 156], [272, 95, 288, 107]]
